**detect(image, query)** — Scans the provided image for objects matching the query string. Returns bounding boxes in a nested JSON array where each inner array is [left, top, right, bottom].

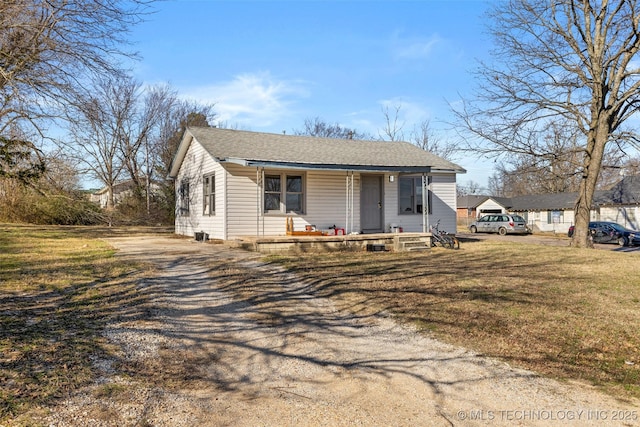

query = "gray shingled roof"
[[508, 193, 579, 211], [456, 195, 489, 208], [597, 175, 640, 205], [456, 176, 640, 212], [180, 127, 465, 173]]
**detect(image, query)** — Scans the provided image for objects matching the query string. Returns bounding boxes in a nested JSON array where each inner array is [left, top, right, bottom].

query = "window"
[[264, 173, 304, 214], [178, 179, 190, 215], [547, 210, 564, 224], [399, 176, 432, 214], [203, 173, 215, 215]]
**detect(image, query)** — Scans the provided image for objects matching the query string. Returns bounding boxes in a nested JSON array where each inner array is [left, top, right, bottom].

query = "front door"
[[360, 175, 384, 233]]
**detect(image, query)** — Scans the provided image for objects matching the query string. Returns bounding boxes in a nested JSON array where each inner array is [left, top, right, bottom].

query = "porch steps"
[[393, 234, 431, 252]]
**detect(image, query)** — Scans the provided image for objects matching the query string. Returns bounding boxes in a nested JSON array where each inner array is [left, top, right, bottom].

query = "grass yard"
[[0, 225, 155, 422], [1, 225, 639, 423], [268, 240, 640, 401]]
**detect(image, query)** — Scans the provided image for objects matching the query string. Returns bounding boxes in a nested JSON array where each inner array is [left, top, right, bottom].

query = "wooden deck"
[[225, 232, 433, 254]]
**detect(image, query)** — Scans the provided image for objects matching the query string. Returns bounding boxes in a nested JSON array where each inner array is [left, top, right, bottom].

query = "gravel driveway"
[[46, 235, 639, 427]]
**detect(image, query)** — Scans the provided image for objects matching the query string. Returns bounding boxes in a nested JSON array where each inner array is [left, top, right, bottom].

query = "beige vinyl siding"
[[306, 171, 360, 233], [174, 140, 226, 239], [225, 164, 261, 238], [430, 174, 457, 234], [385, 173, 424, 232], [384, 173, 457, 234], [175, 148, 460, 239], [225, 167, 362, 238]]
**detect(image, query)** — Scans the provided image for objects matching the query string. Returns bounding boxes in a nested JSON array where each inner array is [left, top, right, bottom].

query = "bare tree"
[[409, 119, 458, 160], [0, 0, 152, 180], [152, 101, 216, 222], [294, 117, 372, 140], [119, 83, 177, 214], [64, 74, 131, 209], [453, 0, 640, 247], [64, 75, 188, 216], [457, 180, 485, 197], [379, 105, 405, 141]]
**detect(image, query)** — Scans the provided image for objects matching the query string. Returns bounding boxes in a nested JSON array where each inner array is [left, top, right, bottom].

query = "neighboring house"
[[456, 195, 511, 225], [595, 175, 640, 229], [90, 179, 159, 208], [508, 192, 583, 233], [466, 175, 640, 234], [168, 127, 466, 240]]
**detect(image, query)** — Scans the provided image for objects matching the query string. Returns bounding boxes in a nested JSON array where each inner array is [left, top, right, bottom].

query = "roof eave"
[[220, 158, 435, 173]]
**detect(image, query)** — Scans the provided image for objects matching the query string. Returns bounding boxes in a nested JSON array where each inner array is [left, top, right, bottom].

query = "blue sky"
[[130, 0, 495, 187]]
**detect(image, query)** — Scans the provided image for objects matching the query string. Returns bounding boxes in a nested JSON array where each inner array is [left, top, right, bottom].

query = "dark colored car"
[[567, 221, 640, 246]]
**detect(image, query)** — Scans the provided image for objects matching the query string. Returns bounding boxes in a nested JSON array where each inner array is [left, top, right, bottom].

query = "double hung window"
[[264, 173, 304, 214], [399, 176, 432, 215], [178, 179, 190, 215], [203, 173, 215, 215]]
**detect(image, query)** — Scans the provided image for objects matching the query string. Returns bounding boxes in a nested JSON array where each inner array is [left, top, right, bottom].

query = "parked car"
[[469, 214, 531, 235], [567, 221, 640, 246]]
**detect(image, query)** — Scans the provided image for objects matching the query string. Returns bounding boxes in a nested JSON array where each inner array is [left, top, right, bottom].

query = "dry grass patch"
[[0, 225, 155, 422], [268, 240, 640, 400]]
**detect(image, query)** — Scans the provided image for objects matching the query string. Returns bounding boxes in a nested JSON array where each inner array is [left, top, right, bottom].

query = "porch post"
[[422, 174, 429, 233], [345, 171, 354, 234], [256, 168, 264, 237], [345, 173, 349, 234]]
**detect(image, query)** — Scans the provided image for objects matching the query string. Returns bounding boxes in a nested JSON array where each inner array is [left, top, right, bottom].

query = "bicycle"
[[430, 220, 460, 249]]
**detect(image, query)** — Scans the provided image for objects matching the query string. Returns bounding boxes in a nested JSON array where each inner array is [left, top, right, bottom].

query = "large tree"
[[455, 0, 640, 247], [0, 0, 152, 182]]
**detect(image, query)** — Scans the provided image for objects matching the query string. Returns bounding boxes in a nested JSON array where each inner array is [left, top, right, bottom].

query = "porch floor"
[[225, 232, 433, 254]]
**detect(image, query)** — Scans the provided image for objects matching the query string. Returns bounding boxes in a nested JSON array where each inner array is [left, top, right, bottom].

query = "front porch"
[[225, 232, 433, 254]]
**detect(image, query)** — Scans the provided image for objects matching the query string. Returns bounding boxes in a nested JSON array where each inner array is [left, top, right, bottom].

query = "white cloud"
[[391, 33, 445, 60], [181, 72, 310, 129]]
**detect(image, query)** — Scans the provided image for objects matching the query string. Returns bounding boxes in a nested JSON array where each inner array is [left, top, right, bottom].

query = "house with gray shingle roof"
[[168, 127, 466, 240], [464, 176, 640, 234]]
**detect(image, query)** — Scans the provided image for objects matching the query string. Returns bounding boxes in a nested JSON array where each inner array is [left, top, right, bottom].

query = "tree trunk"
[[571, 118, 610, 248], [106, 185, 115, 211]]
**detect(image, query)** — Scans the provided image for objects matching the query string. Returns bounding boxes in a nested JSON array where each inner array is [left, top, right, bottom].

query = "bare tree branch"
[[452, 0, 640, 247]]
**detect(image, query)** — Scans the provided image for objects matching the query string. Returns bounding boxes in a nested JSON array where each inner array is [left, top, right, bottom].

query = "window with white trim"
[[399, 176, 432, 214], [203, 173, 215, 215], [547, 210, 564, 224], [178, 179, 190, 215], [264, 173, 304, 214]]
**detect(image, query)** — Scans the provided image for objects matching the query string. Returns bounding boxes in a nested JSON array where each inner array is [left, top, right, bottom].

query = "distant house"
[[508, 192, 585, 233], [90, 179, 159, 209], [595, 175, 640, 229], [462, 175, 640, 234], [456, 195, 511, 225], [168, 127, 466, 240]]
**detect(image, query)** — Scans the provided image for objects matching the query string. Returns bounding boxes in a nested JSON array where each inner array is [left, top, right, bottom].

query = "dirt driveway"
[[46, 235, 639, 427]]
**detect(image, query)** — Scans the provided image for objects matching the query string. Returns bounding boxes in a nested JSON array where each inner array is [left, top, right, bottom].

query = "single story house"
[[463, 175, 640, 234], [456, 195, 511, 226], [90, 179, 160, 209], [595, 175, 640, 229], [168, 127, 466, 241]]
